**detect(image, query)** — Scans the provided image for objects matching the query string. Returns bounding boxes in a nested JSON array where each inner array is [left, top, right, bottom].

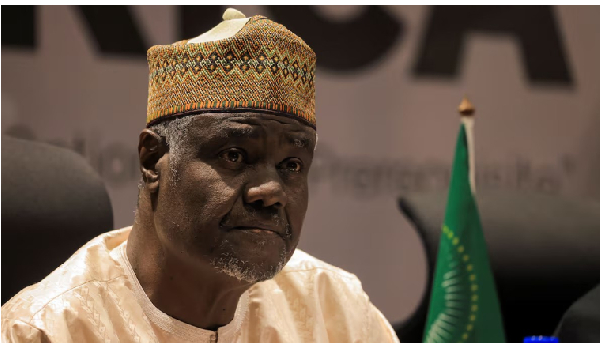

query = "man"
[[1, 9, 399, 343], [554, 283, 600, 342]]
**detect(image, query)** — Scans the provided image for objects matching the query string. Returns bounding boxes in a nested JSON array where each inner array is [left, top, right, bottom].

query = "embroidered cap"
[[146, 8, 316, 128]]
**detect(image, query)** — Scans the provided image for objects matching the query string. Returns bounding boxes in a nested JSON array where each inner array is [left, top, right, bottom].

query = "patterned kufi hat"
[[146, 8, 316, 128]]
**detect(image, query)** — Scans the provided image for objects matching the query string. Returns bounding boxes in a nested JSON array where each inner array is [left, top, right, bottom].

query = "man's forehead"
[[188, 112, 316, 135]]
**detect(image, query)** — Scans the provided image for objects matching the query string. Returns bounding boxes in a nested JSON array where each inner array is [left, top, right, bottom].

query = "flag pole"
[[459, 97, 476, 194]]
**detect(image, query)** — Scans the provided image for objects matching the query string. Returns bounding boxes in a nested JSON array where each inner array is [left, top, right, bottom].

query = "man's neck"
[[127, 207, 253, 330]]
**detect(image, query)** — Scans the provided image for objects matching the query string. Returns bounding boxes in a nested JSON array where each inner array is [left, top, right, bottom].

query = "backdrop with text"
[[3, 5, 599, 325]]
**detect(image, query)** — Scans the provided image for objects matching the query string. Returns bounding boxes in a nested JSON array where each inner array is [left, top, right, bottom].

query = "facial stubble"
[[210, 224, 292, 283]]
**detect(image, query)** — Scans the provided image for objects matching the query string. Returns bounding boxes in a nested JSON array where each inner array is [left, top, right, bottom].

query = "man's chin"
[[210, 245, 289, 283]]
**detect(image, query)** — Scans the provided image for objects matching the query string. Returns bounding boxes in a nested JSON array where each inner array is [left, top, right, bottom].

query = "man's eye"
[[219, 148, 245, 163], [280, 158, 303, 173]]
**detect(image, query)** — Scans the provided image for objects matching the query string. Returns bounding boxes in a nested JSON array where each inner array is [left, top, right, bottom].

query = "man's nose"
[[244, 177, 288, 209]]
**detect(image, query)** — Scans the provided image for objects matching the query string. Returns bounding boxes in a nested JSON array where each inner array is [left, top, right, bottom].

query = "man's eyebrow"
[[283, 132, 312, 149], [225, 126, 261, 138]]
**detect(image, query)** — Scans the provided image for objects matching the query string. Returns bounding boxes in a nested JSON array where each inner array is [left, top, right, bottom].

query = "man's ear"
[[138, 129, 167, 193]]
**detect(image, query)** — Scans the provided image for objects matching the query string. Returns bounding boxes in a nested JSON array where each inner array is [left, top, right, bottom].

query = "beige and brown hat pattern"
[[146, 8, 317, 128]]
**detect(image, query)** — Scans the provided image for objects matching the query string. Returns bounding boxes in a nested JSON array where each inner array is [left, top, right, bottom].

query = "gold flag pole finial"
[[458, 96, 475, 116], [458, 95, 476, 193]]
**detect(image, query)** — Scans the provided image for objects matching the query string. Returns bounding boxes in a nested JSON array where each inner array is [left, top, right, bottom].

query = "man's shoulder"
[[273, 248, 366, 299], [283, 248, 362, 282], [1, 228, 130, 325], [254, 249, 399, 342]]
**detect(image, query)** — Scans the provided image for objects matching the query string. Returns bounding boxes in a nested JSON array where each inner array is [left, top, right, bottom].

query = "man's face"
[[151, 112, 316, 283]]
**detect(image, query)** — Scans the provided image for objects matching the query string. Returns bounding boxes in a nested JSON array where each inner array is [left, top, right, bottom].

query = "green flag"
[[423, 112, 506, 343]]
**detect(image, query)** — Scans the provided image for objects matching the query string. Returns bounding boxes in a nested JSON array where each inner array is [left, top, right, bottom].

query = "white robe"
[[2, 227, 399, 343]]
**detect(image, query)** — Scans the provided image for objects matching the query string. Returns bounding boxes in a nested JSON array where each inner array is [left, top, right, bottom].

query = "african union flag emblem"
[[423, 99, 506, 343]]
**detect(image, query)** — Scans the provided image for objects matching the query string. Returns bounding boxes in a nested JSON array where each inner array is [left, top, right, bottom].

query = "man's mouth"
[[231, 226, 277, 235], [225, 223, 289, 240]]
